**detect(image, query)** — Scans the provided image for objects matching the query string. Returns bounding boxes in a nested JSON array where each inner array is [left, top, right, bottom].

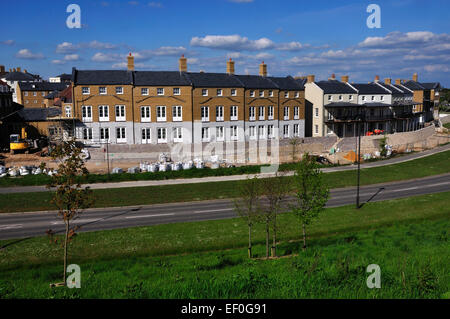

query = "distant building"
[[2, 67, 41, 103], [17, 82, 69, 108]]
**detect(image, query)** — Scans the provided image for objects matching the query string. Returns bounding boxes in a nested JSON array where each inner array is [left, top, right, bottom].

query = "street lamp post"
[[356, 110, 365, 209]]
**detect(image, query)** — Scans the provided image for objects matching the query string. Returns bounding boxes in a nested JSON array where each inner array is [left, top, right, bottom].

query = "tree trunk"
[[248, 224, 252, 259], [63, 219, 69, 285], [265, 221, 270, 259], [271, 214, 277, 257], [302, 223, 307, 250]]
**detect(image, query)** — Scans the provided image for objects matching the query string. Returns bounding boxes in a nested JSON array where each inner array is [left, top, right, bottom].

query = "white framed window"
[[315, 108, 319, 117], [173, 127, 183, 143], [25, 100, 29, 104], [231, 89, 237, 96], [82, 87, 90, 95], [34, 100, 37, 104], [294, 106, 299, 120], [250, 90, 255, 97], [42, 92, 45, 97], [65, 105, 71, 117], [327, 111, 333, 121], [201, 106, 209, 122], [268, 106, 274, 120], [24, 92, 28, 96], [217, 89, 223, 96], [249, 126, 256, 139], [157, 128, 167, 143], [216, 106, 224, 122], [293, 124, 299, 137], [33, 92, 37, 97], [115, 105, 126, 121], [82, 105, 92, 122], [82, 128, 92, 140], [157, 88, 164, 96], [115, 87, 123, 95], [258, 125, 265, 139], [349, 95, 353, 101], [249, 106, 256, 121], [141, 106, 151, 122], [230, 125, 238, 140], [269, 90, 273, 97], [362, 96, 366, 101], [381, 96, 384, 101], [141, 128, 151, 144], [339, 95, 343, 100], [141, 88, 149, 96], [284, 91, 289, 98], [116, 127, 126, 143], [173, 88, 180, 95], [315, 125, 319, 134], [371, 96, 375, 101], [268, 125, 274, 138], [284, 107, 289, 120], [216, 126, 224, 141], [202, 89, 208, 96], [99, 87, 107, 95], [283, 125, 289, 138], [157, 106, 166, 122], [230, 106, 238, 121], [172, 106, 182, 122], [295, 92, 299, 98], [99, 105, 109, 122], [258, 106, 265, 121], [259, 90, 264, 97], [201, 127, 210, 142], [100, 127, 110, 142], [328, 95, 332, 101]]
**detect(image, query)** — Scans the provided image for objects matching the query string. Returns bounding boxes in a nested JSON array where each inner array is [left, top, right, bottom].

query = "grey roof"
[[57, 73, 72, 81], [4, 71, 36, 82], [316, 80, 357, 94], [44, 91, 60, 99], [353, 83, 390, 94], [324, 102, 359, 108], [420, 82, 441, 90], [403, 81, 425, 91], [376, 82, 402, 94], [295, 78, 307, 90], [73, 70, 134, 85], [233, 75, 278, 89], [393, 84, 413, 94], [186, 72, 244, 88], [17, 107, 61, 121], [19, 82, 68, 92], [362, 102, 392, 107], [134, 71, 191, 86], [267, 76, 304, 90]]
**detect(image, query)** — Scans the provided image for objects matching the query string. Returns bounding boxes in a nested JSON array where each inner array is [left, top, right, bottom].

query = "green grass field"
[[0, 150, 449, 213], [0, 192, 449, 298]]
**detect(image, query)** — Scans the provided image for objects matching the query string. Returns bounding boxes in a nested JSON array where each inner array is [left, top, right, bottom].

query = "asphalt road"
[[1, 143, 449, 194], [0, 173, 449, 241]]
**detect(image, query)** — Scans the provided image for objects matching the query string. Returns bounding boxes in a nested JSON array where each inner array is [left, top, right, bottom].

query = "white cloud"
[[52, 59, 66, 65], [92, 52, 121, 62], [148, 2, 163, 8], [1, 40, 15, 46], [83, 40, 118, 50], [191, 35, 275, 51], [15, 49, 45, 60], [64, 54, 80, 61], [56, 40, 118, 54], [56, 42, 78, 54], [359, 31, 450, 48], [277, 41, 311, 51]]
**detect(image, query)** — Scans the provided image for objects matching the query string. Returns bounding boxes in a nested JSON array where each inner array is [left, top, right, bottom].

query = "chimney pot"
[[259, 61, 267, 77], [341, 75, 349, 83], [375, 75, 380, 82], [227, 58, 235, 75], [179, 55, 187, 72], [413, 72, 418, 82], [127, 53, 134, 71], [384, 78, 391, 85], [307, 75, 315, 83], [395, 79, 402, 85]]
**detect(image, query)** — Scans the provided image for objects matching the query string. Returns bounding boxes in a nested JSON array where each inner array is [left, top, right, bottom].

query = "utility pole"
[[356, 120, 361, 209]]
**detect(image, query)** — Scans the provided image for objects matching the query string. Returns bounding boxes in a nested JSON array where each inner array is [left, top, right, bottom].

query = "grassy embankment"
[[0, 192, 449, 298], [0, 150, 449, 213]]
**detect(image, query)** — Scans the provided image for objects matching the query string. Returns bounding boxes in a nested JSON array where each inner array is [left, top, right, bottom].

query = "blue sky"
[[1, 0, 449, 86]]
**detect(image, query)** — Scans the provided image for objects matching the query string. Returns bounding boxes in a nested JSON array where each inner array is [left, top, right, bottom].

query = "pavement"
[[1, 173, 449, 241], [0, 143, 449, 195]]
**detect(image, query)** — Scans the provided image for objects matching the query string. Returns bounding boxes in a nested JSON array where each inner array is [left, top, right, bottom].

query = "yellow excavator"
[[10, 127, 30, 155]]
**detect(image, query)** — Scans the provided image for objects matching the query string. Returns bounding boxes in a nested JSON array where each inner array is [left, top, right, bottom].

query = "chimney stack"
[[384, 78, 391, 85], [329, 73, 336, 80], [307, 75, 315, 83], [374, 75, 380, 82], [127, 53, 134, 71], [395, 79, 402, 85], [17, 67, 21, 72], [0, 65, 4, 73], [412, 72, 418, 82], [179, 54, 187, 72], [13, 68, 16, 72], [259, 61, 267, 77], [24, 69, 27, 73], [226, 58, 235, 75], [341, 75, 349, 83]]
